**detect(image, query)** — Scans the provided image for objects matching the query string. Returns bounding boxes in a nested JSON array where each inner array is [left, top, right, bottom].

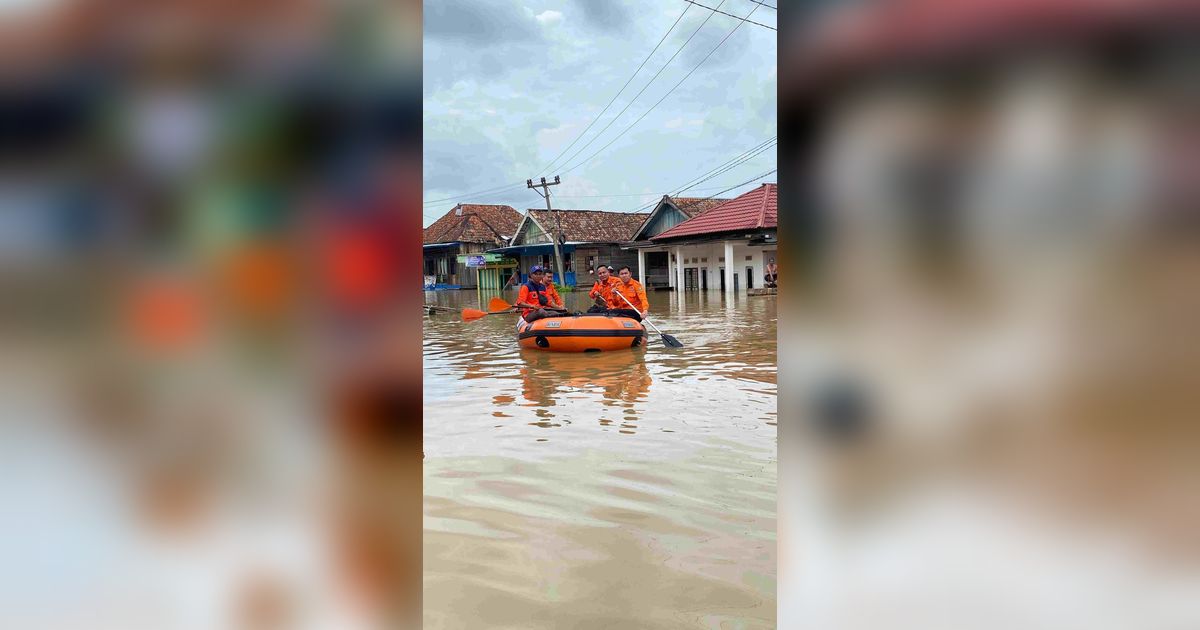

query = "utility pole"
[[527, 175, 566, 287]]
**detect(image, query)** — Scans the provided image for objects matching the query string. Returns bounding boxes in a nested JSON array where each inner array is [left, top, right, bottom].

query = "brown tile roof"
[[424, 204, 523, 245], [671, 196, 730, 218], [652, 184, 777, 241], [527, 209, 650, 243]]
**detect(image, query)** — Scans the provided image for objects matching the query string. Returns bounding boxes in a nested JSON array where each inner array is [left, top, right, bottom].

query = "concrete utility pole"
[[527, 176, 566, 287]]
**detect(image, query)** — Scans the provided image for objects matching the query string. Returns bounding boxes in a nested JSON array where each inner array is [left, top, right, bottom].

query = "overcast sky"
[[422, 0, 777, 227]]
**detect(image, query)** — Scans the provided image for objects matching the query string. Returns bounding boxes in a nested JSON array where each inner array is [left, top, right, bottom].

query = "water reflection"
[[518, 348, 652, 408]]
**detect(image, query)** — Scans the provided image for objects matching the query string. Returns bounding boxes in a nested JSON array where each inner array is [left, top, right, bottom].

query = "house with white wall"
[[635, 183, 777, 295], [622, 195, 730, 289]]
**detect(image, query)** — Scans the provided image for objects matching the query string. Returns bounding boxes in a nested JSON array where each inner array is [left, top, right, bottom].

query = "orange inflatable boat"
[[517, 314, 645, 352]]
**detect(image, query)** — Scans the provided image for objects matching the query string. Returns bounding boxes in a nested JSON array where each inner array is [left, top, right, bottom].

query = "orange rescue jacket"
[[611, 278, 648, 312]]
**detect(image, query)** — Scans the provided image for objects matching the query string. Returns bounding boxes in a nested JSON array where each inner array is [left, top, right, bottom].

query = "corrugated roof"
[[527, 209, 650, 243], [651, 184, 777, 241], [423, 204, 523, 245]]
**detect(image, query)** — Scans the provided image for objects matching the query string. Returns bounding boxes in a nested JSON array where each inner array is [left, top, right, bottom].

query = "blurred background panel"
[[779, 1, 1199, 628], [0, 0, 423, 628]]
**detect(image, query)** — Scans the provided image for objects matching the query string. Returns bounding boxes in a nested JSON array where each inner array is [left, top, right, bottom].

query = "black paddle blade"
[[659, 333, 683, 348]]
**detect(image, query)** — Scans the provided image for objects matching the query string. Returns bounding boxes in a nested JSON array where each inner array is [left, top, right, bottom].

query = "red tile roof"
[[424, 204, 523, 245], [526, 209, 650, 243], [651, 184, 777, 241]]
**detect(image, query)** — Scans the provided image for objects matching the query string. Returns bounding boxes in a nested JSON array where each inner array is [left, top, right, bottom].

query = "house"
[[622, 195, 730, 288], [640, 184, 777, 294], [423, 204, 522, 289], [487, 209, 649, 288]]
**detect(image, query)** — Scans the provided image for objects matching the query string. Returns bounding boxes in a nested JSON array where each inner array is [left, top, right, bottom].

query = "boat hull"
[[517, 314, 645, 352]]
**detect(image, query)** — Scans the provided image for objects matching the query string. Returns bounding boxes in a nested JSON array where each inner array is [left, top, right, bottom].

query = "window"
[[719, 257, 725, 262], [449, 257, 457, 276], [701, 257, 707, 262], [564, 252, 573, 272], [745, 255, 753, 261]]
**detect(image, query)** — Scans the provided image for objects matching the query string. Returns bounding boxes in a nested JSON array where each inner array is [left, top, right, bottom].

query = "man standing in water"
[[587, 264, 620, 314], [514, 266, 564, 324], [610, 266, 649, 321], [765, 258, 778, 288]]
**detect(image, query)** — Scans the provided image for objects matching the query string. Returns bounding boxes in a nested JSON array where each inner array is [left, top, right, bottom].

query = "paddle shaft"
[[613, 287, 663, 334]]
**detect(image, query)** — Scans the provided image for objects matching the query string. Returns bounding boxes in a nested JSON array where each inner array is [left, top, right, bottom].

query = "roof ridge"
[[755, 183, 769, 229]]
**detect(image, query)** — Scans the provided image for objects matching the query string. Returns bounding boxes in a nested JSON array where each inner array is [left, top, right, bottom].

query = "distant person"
[[765, 258, 778, 288], [587, 264, 620, 314], [515, 266, 564, 323], [610, 266, 648, 321], [504, 267, 520, 289]]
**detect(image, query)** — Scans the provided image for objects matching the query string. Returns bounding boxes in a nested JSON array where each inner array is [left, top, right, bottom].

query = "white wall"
[[668, 241, 768, 292]]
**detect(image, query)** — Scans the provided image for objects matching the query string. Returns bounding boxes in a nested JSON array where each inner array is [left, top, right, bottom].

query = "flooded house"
[[423, 204, 522, 289], [622, 196, 730, 289], [487, 209, 649, 288], [631, 184, 778, 294]]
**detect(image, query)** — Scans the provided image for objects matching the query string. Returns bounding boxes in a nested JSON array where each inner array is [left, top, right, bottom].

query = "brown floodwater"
[[423, 288, 777, 629]]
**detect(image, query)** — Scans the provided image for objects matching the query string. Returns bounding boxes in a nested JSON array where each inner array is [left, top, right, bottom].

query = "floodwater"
[[423, 288, 777, 629]]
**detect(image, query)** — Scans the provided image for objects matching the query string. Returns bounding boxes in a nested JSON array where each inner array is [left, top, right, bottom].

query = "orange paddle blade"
[[462, 308, 488, 321], [488, 297, 512, 313]]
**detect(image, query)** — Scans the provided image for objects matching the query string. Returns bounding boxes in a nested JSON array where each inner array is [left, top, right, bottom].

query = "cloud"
[[424, 0, 542, 43], [572, 0, 632, 32], [423, 122, 517, 196], [535, 10, 563, 25]]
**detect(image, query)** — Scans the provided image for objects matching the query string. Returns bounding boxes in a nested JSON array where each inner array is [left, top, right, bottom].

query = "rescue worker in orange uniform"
[[586, 264, 621, 314], [609, 265, 649, 321], [515, 266, 565, 323]]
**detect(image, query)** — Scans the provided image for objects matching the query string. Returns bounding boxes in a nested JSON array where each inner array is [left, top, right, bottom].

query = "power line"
[[552, 183, 754, 200], [423, 180, 527, 206], [683, 0, 776, 30], [547, 0, 731, 176], [534, 4, 693, 178], [702, 168, 777, 199], [745, 0, 777, 10], [673, 139, 776, 194], [560, 1, 764, 176], [627, 136, 777, 212]]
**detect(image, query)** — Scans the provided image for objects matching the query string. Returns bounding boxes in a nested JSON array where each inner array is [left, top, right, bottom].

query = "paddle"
[[464, 296, 567, 321], [613, 286, 683, 348], [489, 297, 570, 315], [462, 307, 516, 321]]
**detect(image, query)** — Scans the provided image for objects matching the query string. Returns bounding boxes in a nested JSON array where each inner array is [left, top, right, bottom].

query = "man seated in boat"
[[608, 266, 649, 321], [514, 266, 566, 323], [586, 264, 621, 314]]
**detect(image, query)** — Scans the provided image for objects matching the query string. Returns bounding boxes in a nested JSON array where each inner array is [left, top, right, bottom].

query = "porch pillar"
[[675, 246, 684, 292], [724, 240, 735, 297], [667, 251, 674, 289], [637, 248, 646, 286]]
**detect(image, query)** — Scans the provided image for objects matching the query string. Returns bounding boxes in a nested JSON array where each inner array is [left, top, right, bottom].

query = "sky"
[[422, 0, 777, 227]]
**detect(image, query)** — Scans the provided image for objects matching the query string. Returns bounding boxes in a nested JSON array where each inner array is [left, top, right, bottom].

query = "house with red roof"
[[423, 204, 523, 289], [627, 184, 777, 294], [623, 195, 731, 289]]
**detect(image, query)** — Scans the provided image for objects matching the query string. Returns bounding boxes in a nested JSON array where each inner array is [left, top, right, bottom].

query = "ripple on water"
[[424, 291, 776, 627]]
